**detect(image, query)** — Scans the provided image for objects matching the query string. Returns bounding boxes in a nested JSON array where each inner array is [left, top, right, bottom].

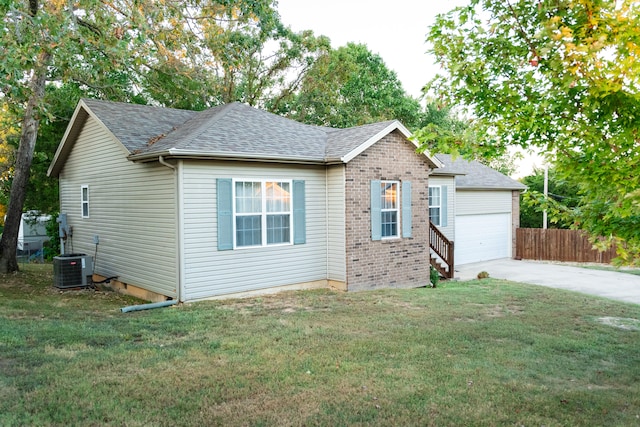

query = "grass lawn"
[[1, 264, 640, 426]]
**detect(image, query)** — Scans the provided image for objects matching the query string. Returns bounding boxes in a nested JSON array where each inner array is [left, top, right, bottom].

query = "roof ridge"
[[81, 98, 194, 114], [323, 120, 405, 161], [325, 119, 397, 134], [145, 102, 238, 151], [155, 102, 236, 150]]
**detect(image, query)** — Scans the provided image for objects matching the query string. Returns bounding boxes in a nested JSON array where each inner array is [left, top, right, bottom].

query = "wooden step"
[[430, 257, 449, 279]]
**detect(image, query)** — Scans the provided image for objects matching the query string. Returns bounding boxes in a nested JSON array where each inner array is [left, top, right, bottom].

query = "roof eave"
[[128, 149, 327, 165], [47, 100, 91, 177], [430, 170, 467, 176], [457, 185, 527, 191], [48, 99, 132, 177]]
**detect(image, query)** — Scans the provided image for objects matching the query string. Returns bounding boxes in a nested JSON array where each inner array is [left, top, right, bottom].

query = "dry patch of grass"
[[597, 316, 640, 331], [1, 264, 640, 426]]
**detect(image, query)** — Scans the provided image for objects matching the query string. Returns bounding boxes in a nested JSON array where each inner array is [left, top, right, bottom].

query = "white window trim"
[[429, 185, 441, 226], [381, 180, 400, 239], [232, 178, 293, 249], [81, 184, 90, 219]]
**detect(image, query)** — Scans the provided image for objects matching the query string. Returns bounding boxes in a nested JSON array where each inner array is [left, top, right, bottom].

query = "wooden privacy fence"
[[516, 228, 618, 263]]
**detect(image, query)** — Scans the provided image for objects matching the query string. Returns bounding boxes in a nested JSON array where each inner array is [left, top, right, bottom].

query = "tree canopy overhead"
[[424, 0, 640, 264], [0, 0, 309, 273], [279, 43, 424, 129], [520, 166, 581, 229]]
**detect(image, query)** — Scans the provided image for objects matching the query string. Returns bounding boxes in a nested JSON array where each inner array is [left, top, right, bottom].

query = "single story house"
[[430, 153, 526, 268], [48, 99, 443, 302]]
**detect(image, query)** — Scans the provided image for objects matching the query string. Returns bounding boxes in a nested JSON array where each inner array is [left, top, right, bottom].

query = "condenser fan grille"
[[53, 254, 92, 288]]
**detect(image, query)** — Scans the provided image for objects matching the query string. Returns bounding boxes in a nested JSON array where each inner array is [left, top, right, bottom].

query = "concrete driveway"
[[455, 258, 640, 305]]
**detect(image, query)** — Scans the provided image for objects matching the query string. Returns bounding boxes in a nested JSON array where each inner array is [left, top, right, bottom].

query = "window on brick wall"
[[380, 181, 398, 238], [371, 180, 412, 240]]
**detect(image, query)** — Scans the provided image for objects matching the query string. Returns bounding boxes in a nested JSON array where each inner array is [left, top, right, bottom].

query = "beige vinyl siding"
[[326, 165, 346, 282], [181, 161, 328, 300], [456, 190, 512, 216], [58, 116, 178, 297], [428, 176, 455, 241]]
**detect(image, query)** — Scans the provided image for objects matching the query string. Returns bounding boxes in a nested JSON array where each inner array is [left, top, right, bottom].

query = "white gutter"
[[130, 150, 326, 165]]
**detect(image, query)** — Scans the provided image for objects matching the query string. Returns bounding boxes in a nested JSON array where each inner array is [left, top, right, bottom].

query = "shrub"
[[44, 212, 60, 260], [430, 265, 440, 287]]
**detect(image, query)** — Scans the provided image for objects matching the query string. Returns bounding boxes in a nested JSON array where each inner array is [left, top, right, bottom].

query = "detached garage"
[[432, 154, 526, 267]]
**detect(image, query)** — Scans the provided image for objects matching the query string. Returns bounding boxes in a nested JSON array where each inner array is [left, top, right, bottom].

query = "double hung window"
[[234, 180, 292, 247], [429, 186, 441, 226], [371, 180, 412, 241], [380, 181, 399, 238], [81, 185, 90, 218]]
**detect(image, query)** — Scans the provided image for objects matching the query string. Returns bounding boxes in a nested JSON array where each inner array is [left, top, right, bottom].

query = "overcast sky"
[[276, 0, 544, 177], [277, 0, 469, 98]]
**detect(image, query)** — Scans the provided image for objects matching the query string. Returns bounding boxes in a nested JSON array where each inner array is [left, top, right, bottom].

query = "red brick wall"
[[344, 130, 431, 291]]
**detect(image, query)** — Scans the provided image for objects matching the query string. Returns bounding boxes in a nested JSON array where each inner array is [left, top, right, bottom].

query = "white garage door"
[[455, 213, 511, 265]]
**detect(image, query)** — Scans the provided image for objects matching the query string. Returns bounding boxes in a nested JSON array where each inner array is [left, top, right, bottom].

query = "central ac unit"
[[53, 254, 93, 289]]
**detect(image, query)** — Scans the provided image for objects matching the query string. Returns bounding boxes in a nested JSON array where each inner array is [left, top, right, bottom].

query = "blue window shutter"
[[293, 180, 306, 244], [217, 178, 233, 250], [441, 185, 448, 228], [371, 180, 381, 241], [402, 181, 412, 238]]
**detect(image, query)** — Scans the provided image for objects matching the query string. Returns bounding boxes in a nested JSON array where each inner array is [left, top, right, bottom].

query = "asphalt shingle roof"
[[145, 102, 328, 160], [324, 121, 397, 160], [81, 99, 197, 153], [434, 153, 526, 190], [77, 99, 434, 166]]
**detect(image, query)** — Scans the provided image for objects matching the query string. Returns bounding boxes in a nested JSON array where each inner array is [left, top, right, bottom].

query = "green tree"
[[25, 84, 92, 214], [221, 28, 331, 111], [0, 0, 282, 273], [0, 0, 166, 273], [142, 18, 331, 111], [415, 100, 522, 176], [0, 104, 18, 227], [424, 0, 640, 264], [520, 167, 580, 228], [280, 43, 423, 129]]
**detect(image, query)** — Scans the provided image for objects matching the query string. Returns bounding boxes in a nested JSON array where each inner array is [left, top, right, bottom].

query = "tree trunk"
[[0, 52, 51, 274]]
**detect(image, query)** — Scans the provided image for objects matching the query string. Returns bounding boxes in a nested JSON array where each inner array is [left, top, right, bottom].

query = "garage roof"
[[433, 153, 527, 190]]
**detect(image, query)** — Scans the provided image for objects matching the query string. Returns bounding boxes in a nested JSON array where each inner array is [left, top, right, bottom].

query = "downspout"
[[325, 168, 330, 282], [159, 156, 184, 303], [159, 155, 175, 171], [121, 300, 178, 313]]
